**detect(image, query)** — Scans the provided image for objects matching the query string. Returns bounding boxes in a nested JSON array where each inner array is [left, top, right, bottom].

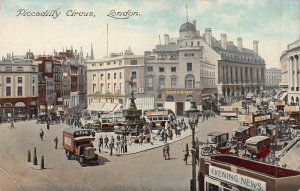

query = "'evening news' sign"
[[209, 166, 266, 191]]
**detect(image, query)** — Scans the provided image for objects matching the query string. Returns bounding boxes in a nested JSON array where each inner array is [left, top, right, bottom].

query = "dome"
[[179, 22, 196, 32]]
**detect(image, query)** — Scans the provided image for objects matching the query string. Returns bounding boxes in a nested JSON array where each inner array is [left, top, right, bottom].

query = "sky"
[[0, 0, 299, 69]]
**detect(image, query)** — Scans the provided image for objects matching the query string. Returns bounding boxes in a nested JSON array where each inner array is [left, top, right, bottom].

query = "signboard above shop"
[[252, 113, 271, 123]]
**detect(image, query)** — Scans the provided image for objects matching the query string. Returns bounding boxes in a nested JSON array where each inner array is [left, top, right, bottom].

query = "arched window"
[[166, 95, 174, 102], [185, 74, 195, 88], [15, 102, 25, 107], [185, 95, 194, 102], [4, 103, 13, 107]]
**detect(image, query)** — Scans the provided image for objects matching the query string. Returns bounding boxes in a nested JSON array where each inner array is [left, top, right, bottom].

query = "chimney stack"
[[205, 28, 212, 46], [221, 34, 227, 50], [164, 34, 169, 45], [237, 37, 243, 52], [253, 40, 259, 54]]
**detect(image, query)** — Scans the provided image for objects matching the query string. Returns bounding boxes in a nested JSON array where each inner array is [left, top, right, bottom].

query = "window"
[[119, 72, 122, 79], [17, 67, 23, 71], [147, 66, 153, 71], [93, 74, 96, 81], [187, 63, 193, 71], [197, 41, 200, 46], [107, 83, 110, 92], [93, 84, 96, 94], [114, 83, 116, 92], [159, 78, 165, 88], [171, 67, 176, 72], [108, 73, 110, 79], [6, 77, 11, 83], [131, 71, 137, 78], [18, 77, 22, 83], [6, 86, 11, 96], [185, 74, 195, 88], [147, 77, 153, 90], [114, 73, 116, 79], [166, 95, 174, 102], [159, 67, 164, 72], [32, 86, 35, 95], [5, 67, 12, 72], [32, 67, 36, 72], [119, 83, 122, 93], [17, 86, 22, 96], [119, 61, 122, 66], [107, 62, 111, 65], [171, 78, 177, 88], [130, 60, 137, 65], [101, 74, 104, 80], [191, 41, 193, 46]]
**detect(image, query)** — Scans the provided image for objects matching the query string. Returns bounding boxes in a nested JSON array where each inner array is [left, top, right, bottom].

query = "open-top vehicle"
[[201, 131, 230, 156]]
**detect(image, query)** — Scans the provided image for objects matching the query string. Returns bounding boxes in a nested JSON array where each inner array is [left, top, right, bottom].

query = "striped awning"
[[87, 102, 105, 111]]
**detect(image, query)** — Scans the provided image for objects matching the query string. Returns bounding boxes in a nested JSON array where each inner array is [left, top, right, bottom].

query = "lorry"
[[220, 106, 243, 120], [62, 127, 99, 166]]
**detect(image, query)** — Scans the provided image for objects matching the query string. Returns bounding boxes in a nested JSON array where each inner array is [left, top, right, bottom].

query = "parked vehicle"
[[99, 112, 124, 132], [36, 113, 48, 124], [232, 126, 251, 143], [245, 136, 270, 159], [201, 131, 230, 156], [62, 128, 98, 166], [220, 106, 243, 120]]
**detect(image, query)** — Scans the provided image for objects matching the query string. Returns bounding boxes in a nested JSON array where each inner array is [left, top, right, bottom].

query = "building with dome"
[[144, 19, 266, 114]]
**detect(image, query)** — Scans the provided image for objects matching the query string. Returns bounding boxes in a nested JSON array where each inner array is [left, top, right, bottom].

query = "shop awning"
[[87, 102, 105, 111]]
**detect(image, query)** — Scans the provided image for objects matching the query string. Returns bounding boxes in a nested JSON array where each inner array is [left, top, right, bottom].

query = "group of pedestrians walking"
[[98, 134, 127, 156], [202, 110, 216, 123]]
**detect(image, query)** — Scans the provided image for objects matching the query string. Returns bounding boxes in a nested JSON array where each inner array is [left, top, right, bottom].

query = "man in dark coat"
[[54, 136, 58, 149]]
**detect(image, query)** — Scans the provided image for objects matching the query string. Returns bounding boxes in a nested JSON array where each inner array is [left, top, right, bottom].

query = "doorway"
[[176, 102, 184, 116]]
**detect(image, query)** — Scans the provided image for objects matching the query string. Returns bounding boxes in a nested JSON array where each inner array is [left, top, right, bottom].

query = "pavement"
[[92, 121, 201, 156]]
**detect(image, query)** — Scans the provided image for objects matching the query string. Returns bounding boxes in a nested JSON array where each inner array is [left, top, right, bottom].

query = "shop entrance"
[[176, 102, 184, 116]]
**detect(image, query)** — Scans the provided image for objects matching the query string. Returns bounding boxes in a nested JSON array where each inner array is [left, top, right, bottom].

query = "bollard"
[[40, 156, 44, 169], [33, 147, 38, 165], [27, 150, 31, 162]]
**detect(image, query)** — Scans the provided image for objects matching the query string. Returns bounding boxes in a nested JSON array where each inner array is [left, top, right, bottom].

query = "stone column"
[[289, 57, 294, 90], [228, 66, 231, 84], [224, 65, 227, 84], [232, 66, 236, 84], [295, 56, 299, 89]]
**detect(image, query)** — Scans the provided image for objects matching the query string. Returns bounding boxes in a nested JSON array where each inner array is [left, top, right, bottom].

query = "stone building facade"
[[266, 68, 281, 94], [144, 19, 266, 114], [86, 49, 152, 112], [0, 51, 39, 121], [280, 39, 300, 104]]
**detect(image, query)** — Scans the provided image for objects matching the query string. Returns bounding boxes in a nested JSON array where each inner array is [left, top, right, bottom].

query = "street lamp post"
[[185, 99, 200, 191]]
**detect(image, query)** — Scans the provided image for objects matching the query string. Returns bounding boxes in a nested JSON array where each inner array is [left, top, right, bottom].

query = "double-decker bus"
[[143, 109, 176, 129]]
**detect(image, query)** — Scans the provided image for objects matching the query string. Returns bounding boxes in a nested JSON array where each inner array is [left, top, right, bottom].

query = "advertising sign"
[[209, 166, 266, 191]]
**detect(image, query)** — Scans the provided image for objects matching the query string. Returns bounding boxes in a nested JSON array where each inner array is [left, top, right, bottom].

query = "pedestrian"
[[183, 143, 189, 165], [40, 129, 44, 141], [202, 112, 205, 123], [104, 135, 109, 149], [54, 136, 58, 149], [98, 135, 103, 152], [120, 137, 124, 153], [116, 134, 120, 142], [47, 122, 50, 130], [91, 129, 96, 137], [139, 133, 143, 146], [10, 118, 15, 129], [109, 141, 114, 156]]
